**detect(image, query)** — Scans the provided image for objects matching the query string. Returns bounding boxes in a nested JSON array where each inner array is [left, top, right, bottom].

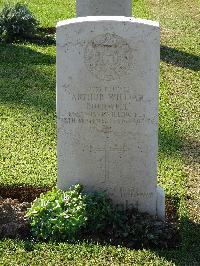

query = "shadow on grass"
[[158, 129, 200, 264], [159, 127, 183, 156], [0, 43, 56, 113], [161, 45, 200, 72], [155, 217, 200, 266], [0, 43, 55, 65], [26, 31, 56, 45], [159, 125, 199, 163]]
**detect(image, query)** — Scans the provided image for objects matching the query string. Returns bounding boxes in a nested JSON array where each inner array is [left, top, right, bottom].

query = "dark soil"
[[0, 197, 30, 239], [0, 185, 51, 203], [0, 185, 50, 239], [0, 185, 180, 249]]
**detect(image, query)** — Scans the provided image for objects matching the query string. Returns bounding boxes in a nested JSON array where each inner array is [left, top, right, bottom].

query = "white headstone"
[[76, 0, 132, 17], [56, 17, 165, 219]]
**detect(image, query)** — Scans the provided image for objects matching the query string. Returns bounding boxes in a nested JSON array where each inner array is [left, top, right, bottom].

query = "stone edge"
[[56, 16, 159, 28], [156, 185, 165, 220]]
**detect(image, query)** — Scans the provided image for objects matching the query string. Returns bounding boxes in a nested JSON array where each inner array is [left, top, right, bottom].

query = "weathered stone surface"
[[76, 0, 132, 17], [56, 17, 165, 218]]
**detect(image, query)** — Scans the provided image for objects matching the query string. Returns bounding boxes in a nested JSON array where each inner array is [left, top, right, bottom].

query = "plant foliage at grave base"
[[0, 2, 38, 42], [26, 184, 87, 241], [84, 191, 117, 233], [26, 185, 179, 248]]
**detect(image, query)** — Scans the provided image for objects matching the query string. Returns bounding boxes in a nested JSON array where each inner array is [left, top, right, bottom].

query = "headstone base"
[[156, 186, 165, 220]]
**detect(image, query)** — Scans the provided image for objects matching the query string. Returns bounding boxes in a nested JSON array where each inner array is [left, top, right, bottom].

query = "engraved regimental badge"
[[84, 33, 133, 81]]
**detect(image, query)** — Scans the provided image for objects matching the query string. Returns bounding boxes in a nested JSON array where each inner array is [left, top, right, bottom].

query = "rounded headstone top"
[[56, 17, 159, 29]]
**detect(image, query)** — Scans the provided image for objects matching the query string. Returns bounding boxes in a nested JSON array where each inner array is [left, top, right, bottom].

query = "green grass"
[[0, 0, 76, 27], [0, 0, 200, 265], [0, 43, 57, 186], [0, 240, 176, 266]]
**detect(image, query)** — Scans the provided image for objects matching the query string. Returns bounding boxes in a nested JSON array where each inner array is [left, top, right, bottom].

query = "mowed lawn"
[[0, 0, 199, 265]]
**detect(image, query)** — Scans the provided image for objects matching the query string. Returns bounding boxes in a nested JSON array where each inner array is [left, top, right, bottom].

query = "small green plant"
[[85, 191, 116, 232], [26, 184, 87, 241], [0, 2, 38, 42]]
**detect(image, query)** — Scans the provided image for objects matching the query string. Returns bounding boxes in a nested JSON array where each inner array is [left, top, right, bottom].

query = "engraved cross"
[[89, 141, 128, 181]]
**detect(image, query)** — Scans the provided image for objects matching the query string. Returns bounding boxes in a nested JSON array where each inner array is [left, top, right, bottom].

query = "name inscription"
[[61, 85, 156, 126]]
